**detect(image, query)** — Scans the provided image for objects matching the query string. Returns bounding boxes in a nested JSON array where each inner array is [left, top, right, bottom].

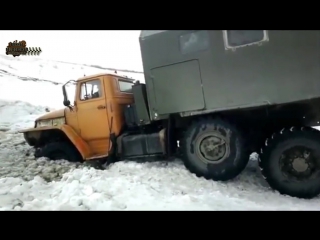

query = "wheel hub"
[[280, 147, 315, 180], [198, 133, 228, 162], [292, 157, 309, 172]]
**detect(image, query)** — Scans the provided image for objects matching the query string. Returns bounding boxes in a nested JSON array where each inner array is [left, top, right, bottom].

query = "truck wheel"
[[259, 127, 320, 199], [181, 117, 250, 181], [35, 142, 82, 162]]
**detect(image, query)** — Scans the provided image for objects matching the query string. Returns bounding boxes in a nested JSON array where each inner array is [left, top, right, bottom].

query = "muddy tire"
[[181, 117, 250, 181], [35, 142, 82, 162], [259, 127, 320, 199]]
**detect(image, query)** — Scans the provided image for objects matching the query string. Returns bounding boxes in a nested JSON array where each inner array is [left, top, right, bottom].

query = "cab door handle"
[[97, 105, 106, 110]]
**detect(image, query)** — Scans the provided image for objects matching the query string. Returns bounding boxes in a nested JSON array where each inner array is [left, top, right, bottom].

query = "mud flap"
[[165, 114, 176, 160], [102, 133, 117, 169]]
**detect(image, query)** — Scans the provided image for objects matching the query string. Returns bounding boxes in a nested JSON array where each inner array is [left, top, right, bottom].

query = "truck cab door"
[[76, 77, 110, 157]]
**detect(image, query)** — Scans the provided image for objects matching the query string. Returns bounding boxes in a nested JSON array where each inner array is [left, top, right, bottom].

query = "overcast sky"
[[0, 30, 143, 72]]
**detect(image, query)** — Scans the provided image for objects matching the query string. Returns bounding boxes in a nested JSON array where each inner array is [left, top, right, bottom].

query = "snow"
[[0, 54, 144, 110], [1, 54, 320, 210], [0, 54, 144, 84]]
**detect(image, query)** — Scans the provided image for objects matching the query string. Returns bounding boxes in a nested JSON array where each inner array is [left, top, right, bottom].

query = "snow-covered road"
[[1, 54, 320, 210]]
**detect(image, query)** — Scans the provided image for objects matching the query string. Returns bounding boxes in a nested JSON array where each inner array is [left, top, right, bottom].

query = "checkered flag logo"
[[26, 47, 42, 56]]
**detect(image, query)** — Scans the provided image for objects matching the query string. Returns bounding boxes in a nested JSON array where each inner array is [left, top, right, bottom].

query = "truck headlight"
[[37, 118, 65, 127]]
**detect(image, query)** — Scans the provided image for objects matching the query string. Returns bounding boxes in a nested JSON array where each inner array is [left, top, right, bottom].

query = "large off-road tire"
[[35, 142, 82, 162], [181, 117, 250, 181], [259, 127, 320, 199]]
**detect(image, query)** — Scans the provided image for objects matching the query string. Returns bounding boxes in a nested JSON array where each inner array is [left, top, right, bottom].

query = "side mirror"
[[63, 100, 70, 106]]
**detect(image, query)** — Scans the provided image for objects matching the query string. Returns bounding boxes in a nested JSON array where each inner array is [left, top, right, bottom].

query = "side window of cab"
[[80, 79, 103, 101]]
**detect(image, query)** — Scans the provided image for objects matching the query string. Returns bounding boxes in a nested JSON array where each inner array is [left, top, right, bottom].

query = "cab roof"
[[77, 73, 134, 82]]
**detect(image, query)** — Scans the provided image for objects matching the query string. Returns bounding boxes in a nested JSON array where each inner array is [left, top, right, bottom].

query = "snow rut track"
[[2, 131, 320, 210], [0, 133, 85, 182]]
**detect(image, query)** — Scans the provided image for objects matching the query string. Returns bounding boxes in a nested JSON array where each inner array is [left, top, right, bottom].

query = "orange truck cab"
[[19, 73, 137, 161]]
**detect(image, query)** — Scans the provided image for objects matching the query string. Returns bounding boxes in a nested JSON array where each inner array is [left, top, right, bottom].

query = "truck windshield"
[[119, 80, 133, 93]]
